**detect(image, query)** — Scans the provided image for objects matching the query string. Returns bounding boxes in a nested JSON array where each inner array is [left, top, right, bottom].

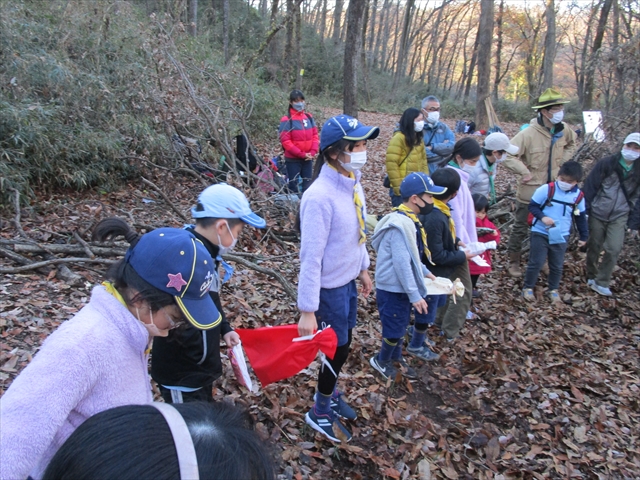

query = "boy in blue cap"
[[370, 172, 446, 380], [151, 184, 266, 403]]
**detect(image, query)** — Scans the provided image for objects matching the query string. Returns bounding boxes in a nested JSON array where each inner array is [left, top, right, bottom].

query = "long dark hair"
[[398, 107, 424, 149], [92, 218, 174, 312], [439, 137, 482, 167], [43, 402, 276, 480]]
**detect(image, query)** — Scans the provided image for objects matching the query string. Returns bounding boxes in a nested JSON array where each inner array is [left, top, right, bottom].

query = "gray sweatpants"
[[585, 214, 627, 288]]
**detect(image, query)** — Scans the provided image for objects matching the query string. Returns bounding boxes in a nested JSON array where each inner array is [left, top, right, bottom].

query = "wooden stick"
[[73, 231, 95, 259], [0, 257, 115, 274], [140, 176, 189, 223], [224, 254, 297, 301]]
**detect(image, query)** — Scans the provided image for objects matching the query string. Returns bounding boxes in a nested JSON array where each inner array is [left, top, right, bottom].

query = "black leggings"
[[317, 330, 352, 395]]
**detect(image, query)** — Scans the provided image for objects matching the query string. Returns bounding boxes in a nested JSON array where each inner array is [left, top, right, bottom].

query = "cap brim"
[[344, 125, 380, 142], [175, 294, 221, 330], [505, 144, 520, 155], [241, 212, 266, 228], [532, 99, 570, 109], [425, 185, 447, 195]]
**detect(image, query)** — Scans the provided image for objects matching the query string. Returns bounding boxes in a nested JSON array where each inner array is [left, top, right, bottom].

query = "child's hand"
[[298, 312, 317, 337], [542, 216, 555, 227], [223, 331, 241, 347], [464, 251, 476, 260], [412, 298, 428, 314], [426, 273, 436, 281], [358, 270, 373, 297], [578, 240, 587, 248]]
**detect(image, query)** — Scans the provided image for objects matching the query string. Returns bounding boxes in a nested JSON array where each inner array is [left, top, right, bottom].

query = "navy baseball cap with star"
[[124, 228, 221, 330], [319, 115, 380, 151]]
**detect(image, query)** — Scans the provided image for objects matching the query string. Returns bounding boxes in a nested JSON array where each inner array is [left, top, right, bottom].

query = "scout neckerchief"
[[103, 280, 152, 354], [393, 204, 433, 264], [483, 153, 497, 205], [433, 199, 456, 241], [619, 156, 632, 178], [328, 162, 367, 244]]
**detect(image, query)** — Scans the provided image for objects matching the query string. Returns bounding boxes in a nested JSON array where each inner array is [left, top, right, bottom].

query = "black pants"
[[159, 384, 214, 404]]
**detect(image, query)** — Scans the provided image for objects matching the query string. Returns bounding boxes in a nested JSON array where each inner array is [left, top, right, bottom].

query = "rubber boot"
[[508, 252, 522, 277]]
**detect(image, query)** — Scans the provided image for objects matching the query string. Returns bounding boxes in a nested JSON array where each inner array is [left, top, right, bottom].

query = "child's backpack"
[[527, 182, 584, 226]]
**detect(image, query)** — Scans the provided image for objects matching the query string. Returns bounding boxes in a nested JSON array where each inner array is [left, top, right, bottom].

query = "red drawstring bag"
[[235, 325, 338, 386]]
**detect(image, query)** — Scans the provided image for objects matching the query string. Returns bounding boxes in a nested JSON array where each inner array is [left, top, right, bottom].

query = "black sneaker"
[[305, 407, 352, 443], [329, 392, 357, 420], [406, 345, 440, 362], [406, 325, 436, 347], [394, 357, 417, 379], [370, 355, 398, 381]]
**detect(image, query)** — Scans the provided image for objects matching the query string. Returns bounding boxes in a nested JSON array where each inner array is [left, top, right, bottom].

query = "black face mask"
[[417, 198, 434, 215]]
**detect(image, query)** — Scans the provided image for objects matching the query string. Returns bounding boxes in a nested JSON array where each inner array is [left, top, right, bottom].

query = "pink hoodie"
[[0, 286, 153, 480]]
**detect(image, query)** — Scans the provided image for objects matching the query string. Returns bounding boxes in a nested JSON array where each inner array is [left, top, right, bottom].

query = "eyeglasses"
[[423, 107, 440, 112], [163, 309, 187, 330]]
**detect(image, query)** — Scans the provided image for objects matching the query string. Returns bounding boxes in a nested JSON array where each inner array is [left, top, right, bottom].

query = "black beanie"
[[455, 137, 482, 160]]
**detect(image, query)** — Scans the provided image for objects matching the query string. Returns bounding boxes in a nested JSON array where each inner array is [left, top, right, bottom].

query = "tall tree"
[[474, 0, 493, 128], [188, 0, 198, 36], [332, 0, 344, 45], [223, 0, 230, 63], [294, 0, 302, 88], [583, 0, 614, 109], [343, 0, 366, 116], [540, 0, 556, 92], [285, 0, 294, 83], [492, 0, 504, 100], [393, 0, 415, 87]]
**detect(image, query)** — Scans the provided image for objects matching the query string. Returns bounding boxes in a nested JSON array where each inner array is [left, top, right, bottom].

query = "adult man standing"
[[421, 95, 455, 174], [502, 88, 577, 277]]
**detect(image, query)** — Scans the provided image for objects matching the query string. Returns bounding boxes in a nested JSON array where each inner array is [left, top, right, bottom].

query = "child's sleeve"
[[528, 185, 547, 221], [575, 196, 589, 241], [425, 219, 466, 267]]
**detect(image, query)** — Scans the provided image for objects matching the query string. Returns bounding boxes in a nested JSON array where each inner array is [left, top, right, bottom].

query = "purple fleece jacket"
[[298, 163, 370, 312], [445, 165, 478, 245], [0, 286, 153, 480]]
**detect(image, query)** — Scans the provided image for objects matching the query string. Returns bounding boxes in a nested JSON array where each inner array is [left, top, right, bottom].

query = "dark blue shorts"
[[315, 280, 358, 346], [415, 294, 447, 327], [376, 289, 412, 339]]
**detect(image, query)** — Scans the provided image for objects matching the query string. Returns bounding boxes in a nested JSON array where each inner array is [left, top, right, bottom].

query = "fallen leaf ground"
[[1, 108, 639, 479]]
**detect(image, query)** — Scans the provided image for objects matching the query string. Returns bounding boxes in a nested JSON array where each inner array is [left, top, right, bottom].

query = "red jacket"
[[469, 216, 501, 275], [278, 108, 319, 159]]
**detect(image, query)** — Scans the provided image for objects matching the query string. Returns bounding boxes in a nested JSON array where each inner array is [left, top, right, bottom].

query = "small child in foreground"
[[522, 161, 588, 303], [469, 193, 501, 299]]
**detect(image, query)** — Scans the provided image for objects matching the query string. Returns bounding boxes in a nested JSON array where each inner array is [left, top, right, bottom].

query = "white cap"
[[192, 184, 266, 228], [484, 132, 519, 155], [623, 132, 640, 146]]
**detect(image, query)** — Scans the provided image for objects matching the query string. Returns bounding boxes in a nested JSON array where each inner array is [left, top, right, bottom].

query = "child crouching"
[[370, 172, 447, 381], [470, 193, 501, 299]]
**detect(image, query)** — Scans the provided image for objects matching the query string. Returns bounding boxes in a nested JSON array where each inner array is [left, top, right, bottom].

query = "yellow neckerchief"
[[433, 199, 456, 241], [103, 281, 153, 354], [102, 281, 127, 307], [394, 204, 432, 264], [327, 162, 366, 244]]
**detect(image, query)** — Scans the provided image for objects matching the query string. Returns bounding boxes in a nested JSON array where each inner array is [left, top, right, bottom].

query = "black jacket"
[[419, 208, 467, 278], [151, 228, 233, 388]]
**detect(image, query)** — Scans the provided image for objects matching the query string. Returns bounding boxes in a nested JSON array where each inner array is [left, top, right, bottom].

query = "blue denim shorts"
[[315, 280, 358, 346], [415, 294, 447, 327], [376, 289, 412, 338]]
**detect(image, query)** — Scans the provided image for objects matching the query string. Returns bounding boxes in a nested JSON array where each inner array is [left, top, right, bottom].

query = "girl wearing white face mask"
[[583, 132, 640, 297], [385, 107, 429, 207], [1, 223, 220, 480], [297, 115, 379, 443]]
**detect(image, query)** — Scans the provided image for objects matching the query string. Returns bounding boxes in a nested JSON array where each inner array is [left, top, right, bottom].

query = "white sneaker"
[[587, 279, 595, 287], [590, 283, 612, 296]]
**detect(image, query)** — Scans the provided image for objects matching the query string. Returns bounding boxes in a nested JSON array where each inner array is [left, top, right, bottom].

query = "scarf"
[[102, 281, 127, 307], [433, 199, 456, 241], [484, 154, 497, 204], [394, 204, 433, 264]]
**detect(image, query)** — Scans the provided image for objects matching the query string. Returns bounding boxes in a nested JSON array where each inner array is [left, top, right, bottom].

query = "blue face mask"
[[292, 102, 305, 112]]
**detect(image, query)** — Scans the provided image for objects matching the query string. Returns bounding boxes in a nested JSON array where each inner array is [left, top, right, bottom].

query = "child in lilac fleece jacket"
[[297, 114, 379, 444], [0, 286, 153, 480]]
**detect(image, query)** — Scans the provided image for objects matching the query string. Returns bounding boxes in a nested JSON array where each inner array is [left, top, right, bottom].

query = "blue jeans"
[[285, 158, 313, 194], [524, 232, 569, 290], [315, 280, 358, 346], [415, 294, 447, 328]]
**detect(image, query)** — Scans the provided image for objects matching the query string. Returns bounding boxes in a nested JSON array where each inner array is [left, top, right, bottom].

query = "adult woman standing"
[[584, 132, 640, 296], [297, 115, 379, 443], [0, 226, 220, 480], [278, 89, 319, 195], [385, 107, 428, 207]]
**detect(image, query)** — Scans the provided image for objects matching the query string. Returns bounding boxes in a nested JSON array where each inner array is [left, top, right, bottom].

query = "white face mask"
[[414, 120, 425, 132], [621, 148, 640, 162], [136, 308, 169, 338], [217, 221, 237, 255], [340, 150, 367, 172], [426, 111, 440, 124], [548, 111, 564, 124], [462, 163, 477, 173], [557, 180, 575, 191]]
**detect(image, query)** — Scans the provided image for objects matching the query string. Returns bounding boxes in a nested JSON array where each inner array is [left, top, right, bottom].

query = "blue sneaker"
[[406, 325, 436, 347], [370, 355, 398, 381], [547, 289, 561, 303], [305, 407, 352, 443], [329, 392, 357, 420], [406, 345, 440, 362], [394, 357, 418, 379], [587, 279, 596, 287], [590, 283, 612, 296]]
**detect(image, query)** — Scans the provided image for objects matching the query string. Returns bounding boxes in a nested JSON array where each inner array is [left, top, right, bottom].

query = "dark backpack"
[[527, 182, 585, 226]]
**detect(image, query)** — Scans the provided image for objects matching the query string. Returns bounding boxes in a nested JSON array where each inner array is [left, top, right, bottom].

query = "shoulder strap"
[[545, 182, 555, 206], [614, 165, 634, 209], [424, 127, 437, 147]]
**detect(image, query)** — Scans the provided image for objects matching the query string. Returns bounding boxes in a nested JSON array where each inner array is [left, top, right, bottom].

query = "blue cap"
[[125, 228, 221, 330], [400, 172, 447, 198], [319, 115, 380, 151], [192, 184, 266, 228]]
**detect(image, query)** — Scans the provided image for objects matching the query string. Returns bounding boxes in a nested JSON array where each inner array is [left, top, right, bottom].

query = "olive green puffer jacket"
[[385, 131, 428, 196]]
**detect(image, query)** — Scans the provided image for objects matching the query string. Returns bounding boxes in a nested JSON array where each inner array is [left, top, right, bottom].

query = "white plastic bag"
[[228, 342, 253, 391], [459, 241, 497, 256], [424, 277, 465, 298]]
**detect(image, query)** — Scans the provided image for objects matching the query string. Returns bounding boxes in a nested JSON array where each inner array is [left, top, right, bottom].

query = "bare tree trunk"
[[426, 1, 447, 88], [492, 0, 504, 101], [222, 0, 229, 63], [540, 0, 556, 93], [284, 0, 294, 85], [188, 0, 198, 36], [474, 0, 493, 129], [393, 0, 415, 87], [295, 0, 302, 88], [332, 0, 343, 45], [583, 0, 614, 110], [385, 0, 402, 72], [268, 0, 280, 65], [318, 0, 327, 40], [463, 31, 479, 106], [367, 0, 378, 66], [343, 0, 366, 117], [374, 0, 391, 70]]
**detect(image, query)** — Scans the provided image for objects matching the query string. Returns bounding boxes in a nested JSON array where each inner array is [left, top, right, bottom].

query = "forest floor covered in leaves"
[[1, 109, 639, 479]]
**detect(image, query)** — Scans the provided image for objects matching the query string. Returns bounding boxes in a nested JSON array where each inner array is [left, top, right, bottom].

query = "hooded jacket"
[[385, 131, 428, 196], [421, 208, 467, 278], [467, 153, 498, 202], [0, 287, 152, 480], [371, 211, 430, 302], [503, 117, 577, 203]]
